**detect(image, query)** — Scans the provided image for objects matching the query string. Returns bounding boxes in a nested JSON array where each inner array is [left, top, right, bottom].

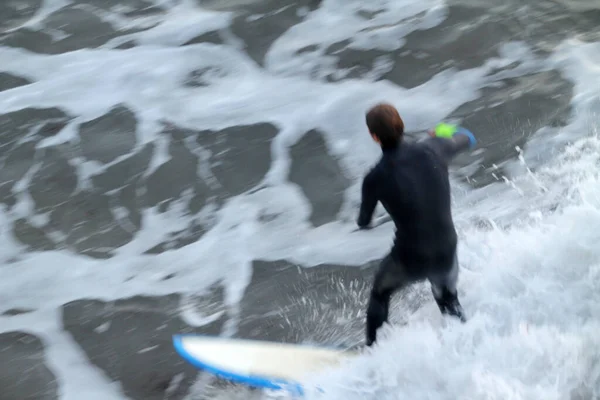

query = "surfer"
[[357, 103, 477, 346]]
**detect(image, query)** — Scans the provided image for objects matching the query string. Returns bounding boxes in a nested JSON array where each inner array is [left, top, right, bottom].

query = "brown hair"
[[365, 103, 404, 149]]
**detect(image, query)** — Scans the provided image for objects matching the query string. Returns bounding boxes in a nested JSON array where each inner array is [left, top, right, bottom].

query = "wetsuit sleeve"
[[425, 132, 473, 163], [357, 169, 378, 229]]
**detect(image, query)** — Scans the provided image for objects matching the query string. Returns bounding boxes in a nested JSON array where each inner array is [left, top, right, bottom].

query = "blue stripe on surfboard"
[[172, 334, 305, 395]]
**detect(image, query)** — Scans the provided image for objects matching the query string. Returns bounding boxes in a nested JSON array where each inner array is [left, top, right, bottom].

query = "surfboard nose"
[[172, 334, 355, 395]]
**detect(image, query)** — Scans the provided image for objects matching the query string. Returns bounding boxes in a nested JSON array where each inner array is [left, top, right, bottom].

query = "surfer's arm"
[[357, 169, 378, 229], [425, 125, 477, 162]]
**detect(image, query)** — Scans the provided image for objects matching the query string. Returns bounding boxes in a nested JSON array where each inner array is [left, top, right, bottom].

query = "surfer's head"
[[366, 103, 404, 149]]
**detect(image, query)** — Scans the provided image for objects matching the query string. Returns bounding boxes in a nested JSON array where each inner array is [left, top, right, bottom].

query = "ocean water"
[[0, 0, 599, 399]]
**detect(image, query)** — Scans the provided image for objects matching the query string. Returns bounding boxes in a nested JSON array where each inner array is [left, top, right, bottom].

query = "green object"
[[434, 123, 458, 138]]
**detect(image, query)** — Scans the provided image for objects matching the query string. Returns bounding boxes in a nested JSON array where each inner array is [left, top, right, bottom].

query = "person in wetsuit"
[[357, 103, 477, 346]]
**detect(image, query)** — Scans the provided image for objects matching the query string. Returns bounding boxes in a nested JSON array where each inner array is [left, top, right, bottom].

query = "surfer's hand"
[[350, 221, 372, 233]]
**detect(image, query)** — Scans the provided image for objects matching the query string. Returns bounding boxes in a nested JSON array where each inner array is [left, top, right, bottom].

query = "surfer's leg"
[[429, 254, 466, 322], [366, 254, 412, 346]]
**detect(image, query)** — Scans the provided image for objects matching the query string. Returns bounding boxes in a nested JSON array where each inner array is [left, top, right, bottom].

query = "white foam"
[[301, 159, 600, 398], [1, 0, 600, 399], [265, 0, 448, 77], [101, 1, 234, 48]]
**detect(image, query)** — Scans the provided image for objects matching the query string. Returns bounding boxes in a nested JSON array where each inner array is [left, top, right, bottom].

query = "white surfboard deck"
[[173, 334, 358, 393]]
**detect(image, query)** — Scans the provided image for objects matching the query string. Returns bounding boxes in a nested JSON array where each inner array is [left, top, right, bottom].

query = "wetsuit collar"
[[381, 143, 400, 155]]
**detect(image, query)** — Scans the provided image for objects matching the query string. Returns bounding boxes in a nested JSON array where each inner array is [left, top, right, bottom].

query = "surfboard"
[[172, 334, 358, 394]]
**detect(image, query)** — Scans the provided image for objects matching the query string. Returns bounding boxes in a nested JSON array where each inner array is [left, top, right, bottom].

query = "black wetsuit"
[[357, 134, 472, 346]]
